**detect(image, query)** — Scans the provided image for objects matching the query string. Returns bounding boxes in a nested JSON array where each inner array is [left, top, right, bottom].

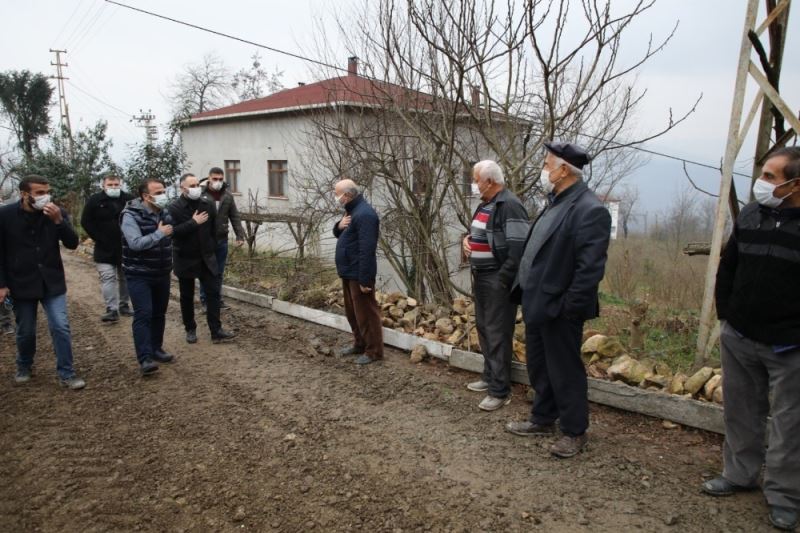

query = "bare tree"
[[169, 53, 233, 120], [232, 52, 285, 101], [617, 184, 640, 238], [298, 0, 698, 303]]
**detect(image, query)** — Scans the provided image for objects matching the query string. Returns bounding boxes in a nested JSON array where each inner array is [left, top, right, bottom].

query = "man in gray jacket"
[[462, 160, 529, 411], [199, 167, 245, 310]]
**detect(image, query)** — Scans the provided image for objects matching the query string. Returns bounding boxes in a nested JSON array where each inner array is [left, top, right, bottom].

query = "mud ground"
[[0, 252, 776, 532]]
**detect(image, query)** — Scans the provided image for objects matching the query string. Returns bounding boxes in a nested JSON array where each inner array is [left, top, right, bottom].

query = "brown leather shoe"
[[550, 434, 588, 458]]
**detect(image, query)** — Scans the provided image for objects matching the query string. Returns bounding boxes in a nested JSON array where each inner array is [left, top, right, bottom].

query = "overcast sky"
[[2, 0, 798, 220]]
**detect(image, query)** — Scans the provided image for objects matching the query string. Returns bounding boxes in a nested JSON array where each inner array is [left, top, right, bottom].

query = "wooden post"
[[695, 0, 760, 366]]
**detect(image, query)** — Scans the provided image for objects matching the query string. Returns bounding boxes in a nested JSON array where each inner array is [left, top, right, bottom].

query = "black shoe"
[[701, 476, 758, 497], [101, 308, 119, 322], [151, 349, 174, 364], [186, 329, 198, 344], [355, 354, 381, 365], [211, 329, 235, 343], [118, 303, 134, 317], [336, 346, 365, 357], [504, 421, 556, 437], [140, 358, 159, 376], [769, 506, 798, 531]]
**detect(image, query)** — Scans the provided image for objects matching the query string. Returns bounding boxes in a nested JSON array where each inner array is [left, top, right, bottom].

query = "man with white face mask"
[[461, 160, 529, 411], [506, 142, 611, 459], [198, 167, 245, 312], [0, 175, 85, 389], [81, 174, 134, 322], [169, 173, 234, 345], [702, 147, 800, 531]]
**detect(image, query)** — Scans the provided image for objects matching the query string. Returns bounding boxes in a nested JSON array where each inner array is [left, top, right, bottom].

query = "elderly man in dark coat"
[[169, 173, 235, 345], [506, 142, 611, 458]]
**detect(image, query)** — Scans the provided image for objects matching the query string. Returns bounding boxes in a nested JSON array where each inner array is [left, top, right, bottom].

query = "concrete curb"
[[222, 284, 725, 434]]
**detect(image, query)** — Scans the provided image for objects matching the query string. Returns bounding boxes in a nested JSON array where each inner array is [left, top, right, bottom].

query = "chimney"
[[348, 56, 359, 77], [470, 85, 480, 109], [298, 82, 306, 86]]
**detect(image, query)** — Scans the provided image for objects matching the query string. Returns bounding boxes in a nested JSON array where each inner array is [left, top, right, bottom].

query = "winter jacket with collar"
[[168, 194, 219, 278], [81, 189, 134, 265], [332, 194, 380, 286], [0, 200, 79, 300]]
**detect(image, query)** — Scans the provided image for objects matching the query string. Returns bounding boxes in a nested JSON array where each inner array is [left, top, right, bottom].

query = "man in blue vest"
[[120, 178, 176, 376]]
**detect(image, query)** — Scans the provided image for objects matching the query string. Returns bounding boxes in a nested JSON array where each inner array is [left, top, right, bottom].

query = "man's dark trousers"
[[342, 279, 383, 360], [199, 240, 228, 305], [473, 269, 516, 398], [126, 274, 170, 364], [525, 317, 587, 436], [179, 263, 221, 334]]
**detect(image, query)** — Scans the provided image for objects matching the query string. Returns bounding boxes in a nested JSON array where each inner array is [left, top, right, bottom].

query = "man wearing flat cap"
[[506, 141, 611, 458]]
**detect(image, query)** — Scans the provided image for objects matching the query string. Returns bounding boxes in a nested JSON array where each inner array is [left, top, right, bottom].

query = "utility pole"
[[695, 0, 798, 366], [49, 49, 73, 152], [132, 109, 158, 145]]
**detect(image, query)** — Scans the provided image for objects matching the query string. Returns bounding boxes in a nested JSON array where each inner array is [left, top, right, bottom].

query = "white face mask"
[[32, 194, 51, 210], [470, 183, 480, 196], [753, 178, 796, 208], [540, 166, 564, 195], [105, 187, 121, 198], [151, 193, 169, 209], [186, 187, 202, 200], [209, 180, 223, 191]]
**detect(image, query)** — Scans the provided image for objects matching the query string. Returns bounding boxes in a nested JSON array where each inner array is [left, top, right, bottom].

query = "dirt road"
[[0, 251, 774, 532]]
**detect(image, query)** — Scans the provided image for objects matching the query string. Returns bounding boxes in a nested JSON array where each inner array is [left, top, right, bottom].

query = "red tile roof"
[[190, 75, 437, 122]]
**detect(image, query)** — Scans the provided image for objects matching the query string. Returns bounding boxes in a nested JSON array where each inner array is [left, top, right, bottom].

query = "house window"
[[224, 160, 240, 193], [463, 161, 477, 197], [412, 159, 431, 195], [268, 160, 288, 198]]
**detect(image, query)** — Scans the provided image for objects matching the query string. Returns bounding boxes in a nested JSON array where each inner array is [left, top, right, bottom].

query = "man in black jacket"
[[462, 160, 529, 412], [701, 147, 800, 532], [199, 167, 245, 311], [0, 175, 85, 389], [81, 174, 134, 322], [169, 173, 234, 344], [332, 179, 383, 365], [506, 142, 611, 459]]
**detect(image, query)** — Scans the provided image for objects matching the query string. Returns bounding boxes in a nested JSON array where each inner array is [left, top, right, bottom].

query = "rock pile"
[[581, 334, 723, 404]]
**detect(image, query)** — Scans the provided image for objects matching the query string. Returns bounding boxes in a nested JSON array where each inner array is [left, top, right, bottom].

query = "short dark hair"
[[767, 146, 800, 182], [180, 173, 196, 184], [209, 167, 224, 176], [103, 174, 122, 183], [19, 175, 49, 192], [138, 178, 165, 199]]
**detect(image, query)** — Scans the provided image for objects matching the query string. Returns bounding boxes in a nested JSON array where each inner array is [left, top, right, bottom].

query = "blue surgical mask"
[[105, 187, 121, 198]]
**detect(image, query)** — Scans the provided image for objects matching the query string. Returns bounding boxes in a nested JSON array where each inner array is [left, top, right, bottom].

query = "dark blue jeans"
[[126, 274, 171, 364], [14, 293, 76, 379], [200, 240, 229, 304]]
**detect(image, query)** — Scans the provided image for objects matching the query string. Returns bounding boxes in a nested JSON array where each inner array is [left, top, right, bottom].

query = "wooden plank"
[[270, 299, 352, 333]]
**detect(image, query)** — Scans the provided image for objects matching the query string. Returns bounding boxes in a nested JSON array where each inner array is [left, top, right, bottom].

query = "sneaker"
[[701, 476, 758, 497], [185, 329, 198, 344], [355, 354, 381, 365], [550, 434, 588, 458], [211, 329, 236, 343], [59, 375, 86, 390], [336, 346, 364, 357], [478, 395, 511, 412], [140, 358, 159, 376], [118, 303, 134, 317], [769, 505, 798, 531], [504, 420, 556, 437], [151, 349, 174, 364], [467, 380, 489, 392], [14, 368, 32, 384], [101, 308, 119, 323]]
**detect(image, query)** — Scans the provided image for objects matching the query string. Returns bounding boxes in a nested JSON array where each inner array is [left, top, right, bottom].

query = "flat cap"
[[544, 141, 591, 169]]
